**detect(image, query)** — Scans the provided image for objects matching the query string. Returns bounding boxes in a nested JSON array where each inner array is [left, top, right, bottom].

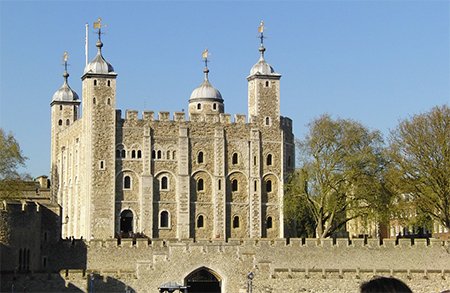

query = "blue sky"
[[1, 1, 449, 177]]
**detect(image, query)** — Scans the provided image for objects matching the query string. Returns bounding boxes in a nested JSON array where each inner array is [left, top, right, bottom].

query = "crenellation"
[[234, 114, 246, 124], [173, 111, 185, 121], [125, 110, 138, 120], [383, 238, 396, 248], [158, 111, 170, 121]]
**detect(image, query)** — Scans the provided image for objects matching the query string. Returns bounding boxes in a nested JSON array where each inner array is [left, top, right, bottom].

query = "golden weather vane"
[[61, 51, 71, 71], [93, 17, 107, 41], [257, 21, 267, 46], [202, 47, 211, 68]]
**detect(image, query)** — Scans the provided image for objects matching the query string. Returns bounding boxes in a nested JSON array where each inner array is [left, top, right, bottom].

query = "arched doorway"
[[120, 210, 133, 234], [185, 267, 221, 293]]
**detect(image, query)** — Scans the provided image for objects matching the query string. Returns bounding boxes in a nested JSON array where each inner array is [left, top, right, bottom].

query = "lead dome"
[[52, 71, 79, 102], [84, 41, 115, 74]]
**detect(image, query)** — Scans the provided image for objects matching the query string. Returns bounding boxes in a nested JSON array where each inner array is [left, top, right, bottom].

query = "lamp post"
[[247, 272, 254, 293], [90, 273, 94, 293]]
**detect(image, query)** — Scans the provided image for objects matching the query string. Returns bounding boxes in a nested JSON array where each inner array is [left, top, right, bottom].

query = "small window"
[[58, 120, 63, 126], [152, 150, 156, 159], [166, 150, 171, 160], [254, 180, 258, 192], [160, 211, 169, 228], [124, 176, 131, 189], [161, 176, 168, 190], [172, 151, 176, 160], [157, 150, 162, 159], [197, 215, 204, 228], [99, 160, 105, 170], [121, 150, 126, 158], [107, 98, 111, 105], [213, 103, 217, 110], [265, 117, 270, 126], [137, 150, 142, 159], [60, 105, 63, 111], [232, 179, 238, 192], [265, 81, 269, 87], [66, 119, 70, 126], [267, 154, 272, 166], [132, 150, 136, 158], [94, 80, 97, 86], [232, 153, 238, 165], [198, 152, 204, 164], [253, 156, 257, 166], [266, 216, 273, 229], [197, 178, 204, 191], [116, 150, 121, 158], [197, 103, 201, 110], [218, 179, 221, 190], [233, 216, 240, 228], [107, 80, 111, 87], [266, 180, 272, 192], [93, 97, 96, 105]]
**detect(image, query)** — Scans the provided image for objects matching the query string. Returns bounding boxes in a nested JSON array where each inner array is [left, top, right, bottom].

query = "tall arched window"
[[197, 215, 204, 228], [131, 150, 136, 158], [124, 176, 131, 189], [266, 180, 272, 192], [157, 150, 162, 159], [121, 150, 126, 158], [265, 117, 270, 125], [160, 211, 169, 228], [197, 178, 204, 191], [233, 216, 240, 228], [266, 154, 272, 166], [232, 153, 238, 165], [161, 176, 168, 190], [58, 120, 63, 126], [266, 216, 273, 229], [232, 179, 238, 192], [198, 152, 204, 164], [116, 150, 121, 158], [137, 150, 142, 158]]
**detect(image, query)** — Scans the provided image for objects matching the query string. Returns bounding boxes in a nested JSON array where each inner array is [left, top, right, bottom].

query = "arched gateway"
[[185, 267, 221, 293]]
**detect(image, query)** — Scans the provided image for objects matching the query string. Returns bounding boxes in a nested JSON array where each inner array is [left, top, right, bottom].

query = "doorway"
[[185, 267, 221, 293], [120, 209, 133, 234]]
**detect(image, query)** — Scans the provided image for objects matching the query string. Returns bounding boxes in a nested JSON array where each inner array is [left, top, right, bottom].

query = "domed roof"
[[84, 41, 115, 74], [52, 71, 79, 103], [189, 68, 223, 102], [250, 46, 276, 76]]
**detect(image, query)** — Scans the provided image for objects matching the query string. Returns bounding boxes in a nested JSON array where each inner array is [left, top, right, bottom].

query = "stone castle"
[[1, 21, 449, 293]]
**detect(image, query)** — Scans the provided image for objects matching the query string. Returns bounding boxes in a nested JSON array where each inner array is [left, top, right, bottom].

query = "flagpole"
[[85, 23, 89, 66]]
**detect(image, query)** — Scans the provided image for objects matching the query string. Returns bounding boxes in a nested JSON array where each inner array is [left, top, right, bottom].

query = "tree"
[[386, 104, 450, 231], [0, 128, 29, 199], [288, 114, 388, 238]]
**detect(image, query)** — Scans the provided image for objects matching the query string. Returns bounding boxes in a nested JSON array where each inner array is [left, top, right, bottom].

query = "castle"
[[1, 21, 449, 293]]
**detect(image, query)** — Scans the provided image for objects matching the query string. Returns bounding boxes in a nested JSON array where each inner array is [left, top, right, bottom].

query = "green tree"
[[386, 104, 450, 231], [0, 128, 29, 199], [290, 114, 388, 238]]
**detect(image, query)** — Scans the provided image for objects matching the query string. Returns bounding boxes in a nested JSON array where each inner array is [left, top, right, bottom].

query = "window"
[[253, 156, 257, 166], [167, 150, 171, 160], [152, 150, 156, 159], [157, 150, 162, 159], [266, 216, 273, 229], [107, 80, 111, 87], [232, 153, 238, 165], [213, 103, 217, 110], [198, 152, 204, 164], [172, 151, 176, 160], [254, 180, 258, 192], [197, 103, 201, 110], [197, 215, 204, 228], [266, 180, 272, 192], [137, 150, 142, 159], [161, 176, 168, 190], [124, 176, 131, 189], [121, 150, 126, 158], [232, 179, 238, 192], [218, 179, 221, 190], [197, 178, 204, 191], [60, 105, 63, 111], [265, 117, 270, 126], [99, 161, 104, 170], [94, 80, 97, 86], [160, 211, 169, 228], [266, 154, 272, 166], [58, 120, 63, 126], [66, 119, 70, 126], [233, 216, 240, 228], [132, 150, 136, 158], [107, 98, 111, 105], [116, 150, 121, 158]]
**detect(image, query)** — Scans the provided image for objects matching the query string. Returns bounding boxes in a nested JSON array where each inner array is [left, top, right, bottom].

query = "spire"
[[249, 21, 278, 76], [51, 51, 79, 104], [202, 47, 211, 82], [83, 17, 115, 75]]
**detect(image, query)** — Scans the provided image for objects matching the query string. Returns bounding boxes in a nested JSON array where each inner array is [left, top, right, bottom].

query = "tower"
[[80, 18, 118, 239], [247, 22, 282, 127]]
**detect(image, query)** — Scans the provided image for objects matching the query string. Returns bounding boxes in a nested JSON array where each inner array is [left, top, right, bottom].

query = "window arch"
[[94, 80, 97, 86], [197, 103, 202, 110], [266, 216, 273, 229], [254, 180, 258, 191], [233, 216, 240, 228], [232, 179, 238, 192], [198, 151, 204, 164], [266, 154, 273, 166], [137, 150, 142, 159], [266, 180, 272, 192], [157, 150, 162, 159], [197, 178, 204, 191], [161, 176, 168, 190], [58, 119, 63, 126], [160, 211, 169, 228], [232, 153, 238, 165], [124, 176, 131, 189], [197, 215, 204, 228], [131, 150, 136, 158]]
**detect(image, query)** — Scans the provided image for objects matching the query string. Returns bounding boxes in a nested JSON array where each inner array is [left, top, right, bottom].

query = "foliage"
[[289, 114, 389, 238], [0, 128, 29, 199], [386, 104, 450, 231]]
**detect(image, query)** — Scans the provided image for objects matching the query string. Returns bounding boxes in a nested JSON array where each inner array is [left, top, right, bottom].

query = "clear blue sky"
[[1, 1, 449, 178]]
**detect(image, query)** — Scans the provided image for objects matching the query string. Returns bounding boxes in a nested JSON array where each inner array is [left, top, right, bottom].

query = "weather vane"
[[202, 47, 211, 68], [257, 21, 267, 46], [93, 17, 107, 41], [61, 51, 71, 71]]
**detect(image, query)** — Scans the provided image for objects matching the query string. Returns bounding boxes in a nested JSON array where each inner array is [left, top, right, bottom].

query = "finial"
[[202, 47, 211, 69], [257, 21, 267, 47], [61, 51, 71, 79], [93, 17, 107, 42]]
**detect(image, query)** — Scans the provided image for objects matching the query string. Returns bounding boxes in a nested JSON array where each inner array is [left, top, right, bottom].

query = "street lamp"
[[90, 273, 94, 293], [247, 272, 254, 293]]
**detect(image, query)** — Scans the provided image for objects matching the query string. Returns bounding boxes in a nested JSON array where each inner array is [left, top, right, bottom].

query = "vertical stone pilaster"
[[214, 127, 226, 238], [250, 129, 262, 237], [141, 175, 153, 237], [177, 126, 190, 239]]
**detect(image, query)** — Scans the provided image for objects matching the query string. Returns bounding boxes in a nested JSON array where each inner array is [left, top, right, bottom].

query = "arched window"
[[233, 216, 240, 228], [137, 150, 142, 159], [107, 98, 111, 105], [121, 150, 126, 158], [58, 120, 63, 126], [131, 150, 136, 158], [266, 154, 272, 166], [266, 216, 273, 229], [213, 103, 217, 110], [107, 80, 111, 87], [161, 176, 168, 190], [197, 215, 204, 228], [266, 180, 272, 192], [197, 103, 201, 110], [167, 150, 171, 160], [60, 105, 63, 111], [254, 180, 258, 191], [218, 179, 221, 190], [66, 119, 70, 126], [124, 176, 131, 189], [172, 151, 176, 160], [232, 153, 238, 165], [198, 152, 204, 164], [265, 117, 270, 125], [116, 150, 121, 158], [265, 81, 269, 87], [197, 178, 204, 191], [93, 97, 96, 105], [160, 211, 169, 228], [157, 150, 162, 159], [232, 179, 238, 192], [94, 80, 97, 86], [152, 150, 156, 159]]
